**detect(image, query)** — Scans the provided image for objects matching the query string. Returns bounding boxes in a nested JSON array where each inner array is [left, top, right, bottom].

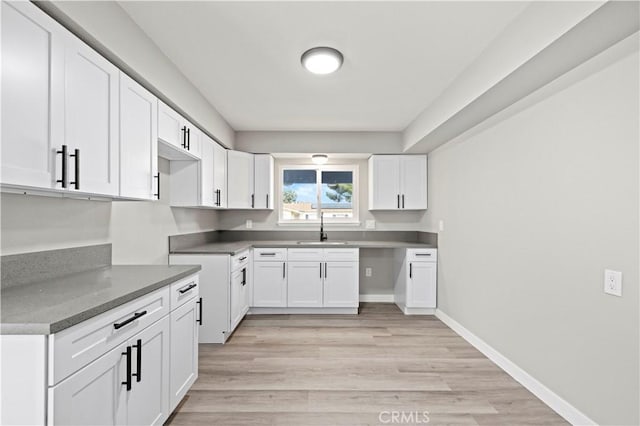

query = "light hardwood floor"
[[166, 303, 567, 425]]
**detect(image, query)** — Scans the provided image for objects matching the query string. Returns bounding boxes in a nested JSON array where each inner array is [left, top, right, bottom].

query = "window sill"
[[277, 221, 361, 227]]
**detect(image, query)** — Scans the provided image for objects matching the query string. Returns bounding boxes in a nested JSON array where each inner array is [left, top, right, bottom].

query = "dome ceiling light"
[[301, 47, 343, 75], [311, 154, 329, 165]]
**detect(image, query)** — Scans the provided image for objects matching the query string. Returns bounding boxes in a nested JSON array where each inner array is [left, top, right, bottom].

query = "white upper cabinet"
[[119, 72, 158, 200], [1, 1, 65, 190], [254, 154, 274, 210], [158, 101, 201, 160], [169, 132, 227, 208], [64, 35, 120, 196], [227, 151, 274, 210], [227, 150, 255, 209], [212, 142, 227, 208], [368, 155, 427, 210]]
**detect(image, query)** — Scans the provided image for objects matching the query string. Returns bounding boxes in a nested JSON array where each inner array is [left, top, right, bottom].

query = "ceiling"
[[119, 1, 530, 132]]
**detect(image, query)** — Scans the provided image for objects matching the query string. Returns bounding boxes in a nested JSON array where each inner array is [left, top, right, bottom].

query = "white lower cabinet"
[[169, 297, 199, 412], [394, 249, 438, 314], [254, 248, 359, 310], [170, 251, 249, 343], [3, 273, 200, 426]]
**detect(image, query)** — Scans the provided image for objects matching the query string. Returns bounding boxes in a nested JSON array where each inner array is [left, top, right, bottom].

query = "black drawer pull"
[[113, 310, 147, 330], [179, 283, 197, 294], [260, 253, 276, 256], [415, 253, 432, 256], [196, 297, 203, 325], [239, 256, 247, 261]]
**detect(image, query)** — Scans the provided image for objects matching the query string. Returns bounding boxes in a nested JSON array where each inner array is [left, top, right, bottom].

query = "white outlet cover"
[[365, 267, 372, 277], [246, 219, 253, 229], [438, 220, 444, 232], [366, 220, 376, 229], [604, 269, 622, 297]]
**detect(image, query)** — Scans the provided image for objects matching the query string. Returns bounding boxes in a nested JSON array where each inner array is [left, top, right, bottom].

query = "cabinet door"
[[227, 150, 254, 209], [199, 135, 215, 207], [229, 268, 244, 332], [323, 261, 359, 308], [369, 156, 400, 210], [127, 316, 170, 426], [287, 262, 323, 307], [253, 262, 287, 307], [212, 142, 227, 208], [1, 1, 65, 189], [64, 37, 119, 196], [183, 121, 201, 159], [254, 154, 274, 209], [407, 262, 437, 308], [158, 101, 183, 150], [119, 73, 158, 200], [49, 342, 127, 425], [400, 156, 427, 210], [170, 299, 199, 412]]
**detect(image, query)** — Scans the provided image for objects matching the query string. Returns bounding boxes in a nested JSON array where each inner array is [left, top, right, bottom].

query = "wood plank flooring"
[[166, 303, 567, 425]]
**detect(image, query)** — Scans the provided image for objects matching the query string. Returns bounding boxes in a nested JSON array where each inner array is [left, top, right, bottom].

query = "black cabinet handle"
[[179, 282, 197, 294], [402, 194, 405, 209], [215, 189, 221, 206], [113, 310, 147, 330], [320, 263, 322, 278], [283, 262, 286, 279], [181, 126, 187, 148], [397, 194, 400, 209], [239, 256, 247, 261], [69, 149, 80, 190], [251, 194, 255, 208], [154, 173, 160, 199], [409, 263, 412, 278], [122, 346, 132, 391], [56, 145, 68, 188], [415, 253, 432, 257], [196, 297, 203, 325], [132, 339, 142, 383], [260, 253, 276, 256], [266, 194, 269, 208], [325, 262, 328, 278], [241, 268, 247, 286], [186, 128, 191, 150]]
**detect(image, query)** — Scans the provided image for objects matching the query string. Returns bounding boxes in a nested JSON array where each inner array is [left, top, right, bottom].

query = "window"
[[279, 165, 358, 223]]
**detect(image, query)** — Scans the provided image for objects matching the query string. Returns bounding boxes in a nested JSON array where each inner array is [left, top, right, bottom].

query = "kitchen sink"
[[296, 241, 349, 245]]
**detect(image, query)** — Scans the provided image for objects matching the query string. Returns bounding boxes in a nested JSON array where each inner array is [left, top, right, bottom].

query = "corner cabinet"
[[368, 155, 427, 210], [227, 151, 274, 210]]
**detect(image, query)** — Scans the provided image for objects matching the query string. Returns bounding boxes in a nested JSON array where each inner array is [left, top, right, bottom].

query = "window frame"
[[278, 164, 359, 225]]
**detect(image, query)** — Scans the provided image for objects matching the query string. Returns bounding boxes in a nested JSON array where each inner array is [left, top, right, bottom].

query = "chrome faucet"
[[320, 212, 328, 241]]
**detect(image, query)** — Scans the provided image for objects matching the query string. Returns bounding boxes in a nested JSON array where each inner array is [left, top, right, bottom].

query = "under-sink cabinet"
[[251, 248, 359, 313], [1, 273, 200, 425]]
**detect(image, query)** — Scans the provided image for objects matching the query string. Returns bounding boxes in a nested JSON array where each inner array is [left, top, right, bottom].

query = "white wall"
[[0, 159, 218, 264], [37, 1, 235, 148], [216, 156, 426, 231], [424, 44, 639, 425]]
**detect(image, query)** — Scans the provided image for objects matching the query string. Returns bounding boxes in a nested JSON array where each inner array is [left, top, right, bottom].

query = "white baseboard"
[[435, 309, 595, 426], [359, 294, 394, 303]]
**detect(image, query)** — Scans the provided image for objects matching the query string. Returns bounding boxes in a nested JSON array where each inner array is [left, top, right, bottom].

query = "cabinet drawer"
[[49, 286, 170, 386], [323, 248, 359, 262], [231, 250, 250, 271], [253, 248, 287, 261], [287, 248, 324, 261], [407, 248, 437, 262], [170, 273, 200, 310]]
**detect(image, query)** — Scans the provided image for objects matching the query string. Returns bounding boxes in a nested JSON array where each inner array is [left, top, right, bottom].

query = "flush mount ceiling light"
[[311, 154, 329, 165], [301, 47, 343, 75]]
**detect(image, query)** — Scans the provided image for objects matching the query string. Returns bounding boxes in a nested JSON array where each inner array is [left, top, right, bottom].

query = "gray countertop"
[[1, 265, 201, 335], [170, 240, 437, 255]]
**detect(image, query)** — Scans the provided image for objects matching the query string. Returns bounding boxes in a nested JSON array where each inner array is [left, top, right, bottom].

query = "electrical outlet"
[[366, 220, 376, 229], [245, 219, 253, 229], [365, 267, 372, 277], [438, 220, 445, 232], [604, 269, 622, 296]]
